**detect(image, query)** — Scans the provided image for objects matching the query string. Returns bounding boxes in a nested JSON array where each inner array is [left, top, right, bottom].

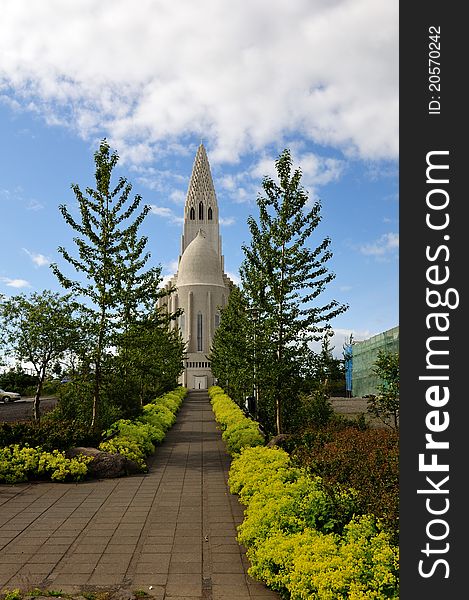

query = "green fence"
[[352, 326, 399, 397]]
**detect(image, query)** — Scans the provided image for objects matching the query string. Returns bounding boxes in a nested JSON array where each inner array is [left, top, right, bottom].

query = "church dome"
[[177, 229, 225, 288]]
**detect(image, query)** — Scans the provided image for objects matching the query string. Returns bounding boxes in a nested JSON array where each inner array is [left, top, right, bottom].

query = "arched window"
[[189, 207, 195, 220], [198, 202, 204, 220], [215, 313, 220, 328], [197, 313, 203, 351], [208, 207, 213, 220]]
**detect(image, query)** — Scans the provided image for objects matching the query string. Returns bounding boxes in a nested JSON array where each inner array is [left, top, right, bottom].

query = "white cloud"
[[250, 149, 345, 201], [170, 190, 186, 205], [218, 148, 344, 205], [226, 271, 241, 286], [360, 232, 399, 257], [0, 187, 43, 210], [160, 259, 180, 287], [26, 199, 44, 211], [22, 248, 50, 267], [149, 204, 183, 225], [309, 327, 376, 357], [220, 217, 235, 226], [0, 277, 31, 288], [0, 1, 398, 165]]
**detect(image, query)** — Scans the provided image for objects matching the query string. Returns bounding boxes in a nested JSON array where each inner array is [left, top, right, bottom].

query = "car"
[[0, 388, 21, 403]]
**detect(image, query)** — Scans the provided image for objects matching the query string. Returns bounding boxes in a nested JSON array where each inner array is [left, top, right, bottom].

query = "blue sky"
[[0, 1, 398, 356]]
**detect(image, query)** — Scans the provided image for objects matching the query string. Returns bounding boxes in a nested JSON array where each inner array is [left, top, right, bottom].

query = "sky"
[[0, 0, 398, 357]]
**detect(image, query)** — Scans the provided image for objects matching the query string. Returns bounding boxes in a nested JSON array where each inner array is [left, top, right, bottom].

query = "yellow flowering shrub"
[[141, 403, 176, 430], [229, 445, 399, 598], [229, 445, 298, 503], [98, 386, 187, 471], [208, 386, 264, 454], [99, 436, 148, 469], [248, 517, 399, 599], [0, 444, 92, 483]]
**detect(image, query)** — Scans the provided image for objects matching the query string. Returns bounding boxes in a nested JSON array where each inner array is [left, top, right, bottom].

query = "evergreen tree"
[[210, 286, 253, 406], [51, 139, 168, 427], [113, 310, 185, 410], [240, 149, 348, 434]]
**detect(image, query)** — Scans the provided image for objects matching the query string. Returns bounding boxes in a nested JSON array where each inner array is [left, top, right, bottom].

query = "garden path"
[[0, 390, 279, 600]]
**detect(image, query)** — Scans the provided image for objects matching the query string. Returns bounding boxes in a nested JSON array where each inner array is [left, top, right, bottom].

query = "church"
[[159, 144, 233, 389]]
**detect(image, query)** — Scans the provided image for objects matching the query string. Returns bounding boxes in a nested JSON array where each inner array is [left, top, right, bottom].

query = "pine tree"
[[51, 139, 163, 427], [240, 149, 348, 434]]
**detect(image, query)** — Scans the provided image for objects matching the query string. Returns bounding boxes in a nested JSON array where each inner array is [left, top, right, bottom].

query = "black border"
[[400, 3, 466, 596]]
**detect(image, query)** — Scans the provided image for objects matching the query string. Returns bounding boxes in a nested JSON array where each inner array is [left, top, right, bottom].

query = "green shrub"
[[99, 436, 148, 469], [231, 447, 358, 547], [0, 445, 93, 483], [229, 444, 399, 599], [37, 449, 93, 481], [222, 421, 264, 454], [98, 386, 187, 470], [0, 386, 187, 482], [101, 420, 156, 455], [292, 426, 399, 543], [140, 403, 176, 430], [208, 386, 264, 454], [229, 446, 297, 503], [248, 516, 399, 599], [0, 420, 101, 451], [0, 369, 36, 395], [238, 475, 358, 549]]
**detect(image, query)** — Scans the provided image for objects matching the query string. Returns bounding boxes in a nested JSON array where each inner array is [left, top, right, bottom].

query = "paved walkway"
[[0, 391, 279, 600]]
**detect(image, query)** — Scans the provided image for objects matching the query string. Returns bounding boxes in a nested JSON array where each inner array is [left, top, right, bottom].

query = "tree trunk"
[[91, 307, 107, 429], [91, 366, 99, 429], [276, 396, 282, 435], [33, 370, 45, 421], [275, 242, 286, 436]]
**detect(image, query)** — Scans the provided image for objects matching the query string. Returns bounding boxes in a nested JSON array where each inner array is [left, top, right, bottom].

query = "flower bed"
[[0, 386, 187, 483], [209, 385, 399, 599], [99, 386, 187, 470], [208, 385, 264, 454]]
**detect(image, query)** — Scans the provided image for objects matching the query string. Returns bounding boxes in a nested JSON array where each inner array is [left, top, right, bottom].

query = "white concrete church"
[[159, 144, 234, 389]]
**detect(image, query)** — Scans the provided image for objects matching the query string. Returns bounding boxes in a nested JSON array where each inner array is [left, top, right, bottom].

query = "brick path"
[[0, 391, 279, 599]]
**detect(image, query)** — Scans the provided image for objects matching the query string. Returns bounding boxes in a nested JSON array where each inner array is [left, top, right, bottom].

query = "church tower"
[[160, 143, 232, 389]]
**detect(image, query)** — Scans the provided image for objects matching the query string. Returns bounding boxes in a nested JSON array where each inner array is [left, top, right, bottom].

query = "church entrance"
[[193, 375, 208, 390]]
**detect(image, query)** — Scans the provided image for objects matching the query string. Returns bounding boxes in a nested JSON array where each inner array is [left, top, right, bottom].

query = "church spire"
[[181, 143, 221, 257], [185, 143, 218, 210]]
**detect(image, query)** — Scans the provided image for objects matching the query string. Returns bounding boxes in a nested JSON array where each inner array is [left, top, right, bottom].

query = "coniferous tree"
[[210, 286, 253, 405], [113, 310, 185, 410], [240, 149, 348, 434], [51, 139, 169, 427]]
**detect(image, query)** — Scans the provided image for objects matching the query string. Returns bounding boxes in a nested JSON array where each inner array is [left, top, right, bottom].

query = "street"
[[0, 396, 58, 422]]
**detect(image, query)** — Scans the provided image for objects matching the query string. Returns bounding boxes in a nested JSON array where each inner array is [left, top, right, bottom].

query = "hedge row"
[[0, 386, 187, 483], [99, 386, 188, 470], [208, 386, 399, 598], [208, 386, 264, 454], [0, 419, 102, 452], [0, 445, 93, 484], [229, 446, 399, 599]]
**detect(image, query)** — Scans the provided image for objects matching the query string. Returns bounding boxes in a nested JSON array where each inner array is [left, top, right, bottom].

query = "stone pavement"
[[0, 391, 279, 600]]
